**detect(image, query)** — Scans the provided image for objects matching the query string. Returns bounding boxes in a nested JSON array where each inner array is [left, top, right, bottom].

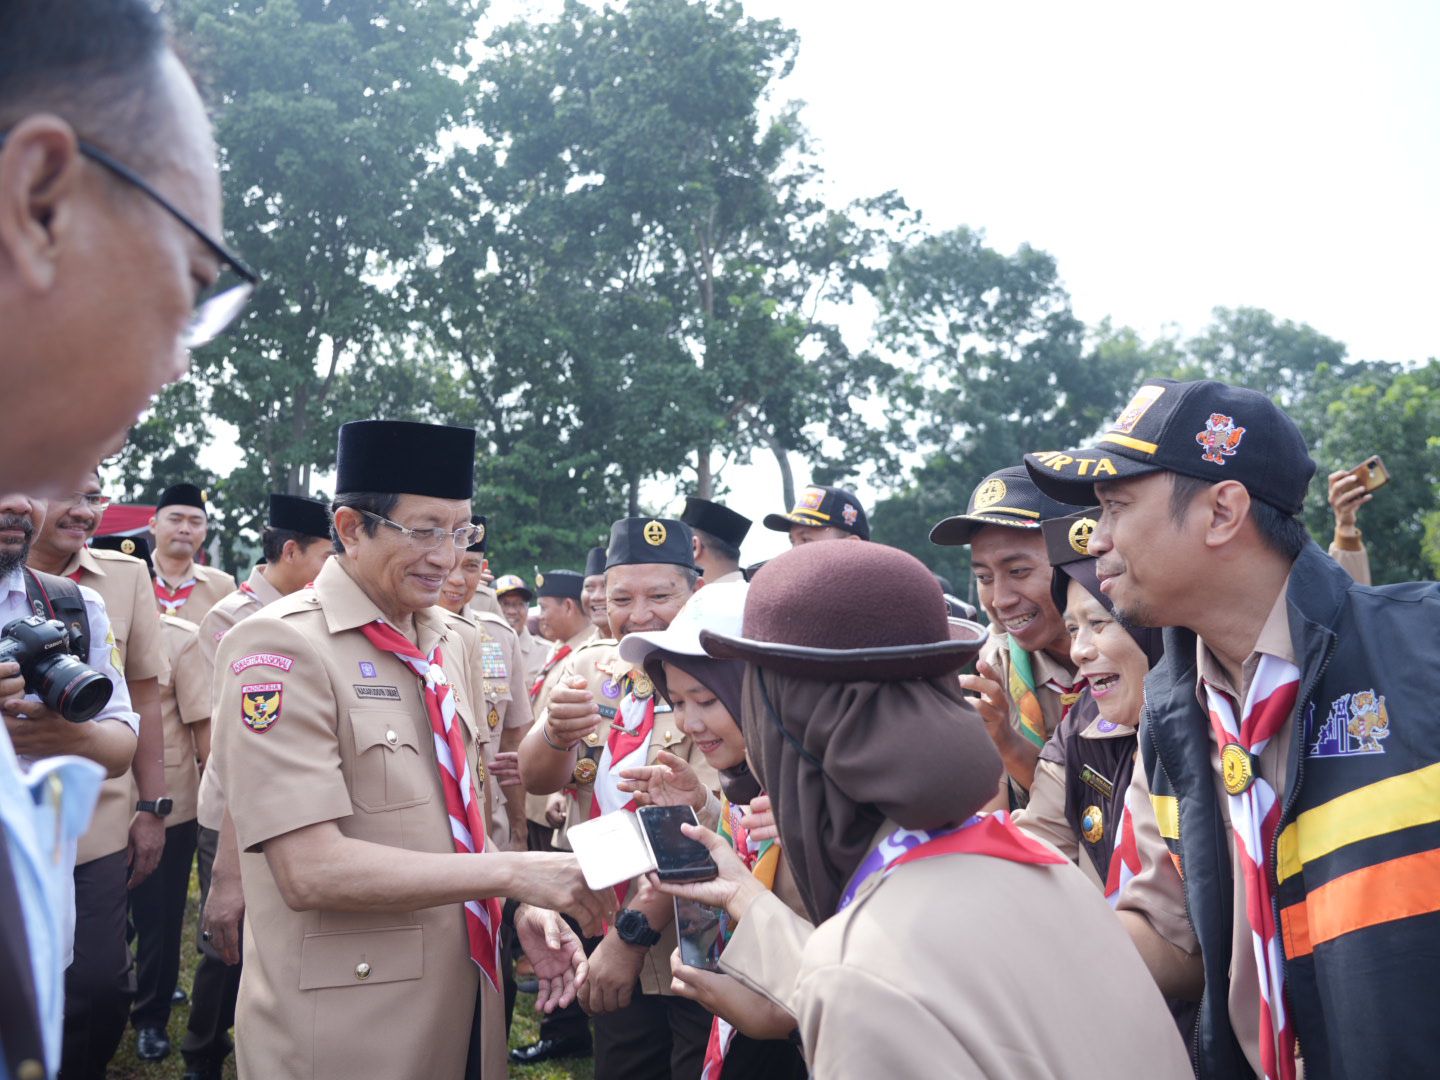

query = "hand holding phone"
[[638, 804, 719, 883], [674, 895, 727, 972], [1350, 455, 1390, 493]]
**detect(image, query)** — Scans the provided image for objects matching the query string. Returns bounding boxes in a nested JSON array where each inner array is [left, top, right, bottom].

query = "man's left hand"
[[515, 904, 589, 1013], [127, 812, 165, 888], [577, 930, 646, 1015]]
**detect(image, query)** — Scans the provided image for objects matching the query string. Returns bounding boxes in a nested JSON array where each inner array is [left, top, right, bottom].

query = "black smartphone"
[[637, 804, 718, 883], [674, 895, 726, 972]]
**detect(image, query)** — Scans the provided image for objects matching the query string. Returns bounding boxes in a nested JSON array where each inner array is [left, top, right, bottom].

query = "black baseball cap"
[[681, 496, 752, 549], [930, 466, 1085, 546], [1024, 379, 1315, 515], [762, 485, 869, 540], [535, 569, 584, 601], [605, 518, 698, 571]]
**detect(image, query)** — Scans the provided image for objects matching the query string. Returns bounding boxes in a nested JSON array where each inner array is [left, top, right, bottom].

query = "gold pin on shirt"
[[573, 758, 598, 785]]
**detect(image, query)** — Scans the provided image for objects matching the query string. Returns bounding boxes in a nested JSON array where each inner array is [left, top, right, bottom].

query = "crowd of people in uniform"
[[3, 4, 1439, 1080]]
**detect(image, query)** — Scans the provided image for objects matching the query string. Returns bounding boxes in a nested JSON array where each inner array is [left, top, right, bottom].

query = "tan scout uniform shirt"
[[468, 609, 533, 850], [155, 561, 237, 625], [194, 566, 285, 831], [525, 624, 601, 830], [978, 632, 1078, 805], [1013, 714, 1137, 894], [62, 546, 170, 865], [1328, 538, 1370, 586], [471, 584, 504, 619], [1118, 583, 1296, 1078], [148, 615, 207, 825], [721, 822, 1192, 1079], [515, 627, 550, 683], [213, 558, 505, 1080], [544, 641, 720, 995]]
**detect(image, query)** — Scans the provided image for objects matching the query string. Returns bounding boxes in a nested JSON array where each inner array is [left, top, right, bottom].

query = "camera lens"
[[32, 654, 113, 723]]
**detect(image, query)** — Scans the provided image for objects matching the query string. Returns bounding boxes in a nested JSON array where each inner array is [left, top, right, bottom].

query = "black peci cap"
[[584, 546, 606, 578], [535, 569, 584, 601], [335, 420, 476, 500], [1024, 379, 1315, 515], [681, 497, 752, 549], [929, 466, 1085, 546], [267, 494, 331, 540], [762, 485, 869, 540], [605, 518, 698, 571], [467, 516, 487, 554], [91, 533, 152, 568], [156, 484, 206, 512]]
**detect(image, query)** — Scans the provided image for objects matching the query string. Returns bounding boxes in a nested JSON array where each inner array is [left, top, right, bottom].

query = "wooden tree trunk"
[[696, 444, 713, 500], [765, 433, 795, 509]]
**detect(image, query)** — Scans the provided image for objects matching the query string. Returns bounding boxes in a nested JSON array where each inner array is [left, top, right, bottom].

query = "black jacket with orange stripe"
[[1140, 541, 1440, 1079]]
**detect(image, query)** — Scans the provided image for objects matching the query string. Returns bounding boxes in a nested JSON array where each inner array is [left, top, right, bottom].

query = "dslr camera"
[[0, 616, 114, 723]]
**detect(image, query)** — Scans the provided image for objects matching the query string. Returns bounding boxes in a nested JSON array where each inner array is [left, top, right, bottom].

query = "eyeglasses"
[[67, 493, 112, 510], [0, 131, 259, 348], [360, 511, 484, 551]]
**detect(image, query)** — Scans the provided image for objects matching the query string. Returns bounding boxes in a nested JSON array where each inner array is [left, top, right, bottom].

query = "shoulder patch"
[[241, 683, 283, 732], [231, 652, 295, 675]]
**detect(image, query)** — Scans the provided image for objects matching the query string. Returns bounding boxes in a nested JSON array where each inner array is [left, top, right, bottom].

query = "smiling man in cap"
[[212, 420, 608, 1080], [1025, 378, 1440, 1080], [583, 546, 610, 635], [931, 465, 1086, 803], [518, 517, 720, 1080], [149, 484, 236, 624], [762, 485, 868, 546]]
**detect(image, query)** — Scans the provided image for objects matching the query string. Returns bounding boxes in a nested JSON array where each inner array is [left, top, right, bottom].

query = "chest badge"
[[359, 661, 378, 679], [1081, 804, 1105, 844], [487, 705, 500, 730], [573, 758, 598, 785], [1221, 743, 1257, 795]]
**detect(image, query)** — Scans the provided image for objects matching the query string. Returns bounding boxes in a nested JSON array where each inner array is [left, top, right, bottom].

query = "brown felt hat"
[[699, 541, 987, 681]]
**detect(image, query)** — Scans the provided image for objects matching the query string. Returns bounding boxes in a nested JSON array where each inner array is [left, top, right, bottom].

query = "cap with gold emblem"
[[91, 533, 153, 568], [604, 517, 698, 572], [466, 515, 487, 554], [156, 483, 207, 513], [535, 569, 584, 601], [930, 466, 1085, 547], [1023, 378, 1315, 515]]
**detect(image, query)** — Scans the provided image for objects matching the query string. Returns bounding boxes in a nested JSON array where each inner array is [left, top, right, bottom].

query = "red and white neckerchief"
[[359, 620, 503, 993], [154, 573, 199, 615], [528, 643, 572, 701], [1103, 779, 1145, 908], [591, 686, 655, 817], [1047, 676, 1081, 725], [1203, 654, 1301, 1080]]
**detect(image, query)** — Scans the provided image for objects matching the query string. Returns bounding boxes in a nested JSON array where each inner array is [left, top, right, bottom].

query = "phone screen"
[[637, 805, 718, 882], [674, 896, 726, 972]]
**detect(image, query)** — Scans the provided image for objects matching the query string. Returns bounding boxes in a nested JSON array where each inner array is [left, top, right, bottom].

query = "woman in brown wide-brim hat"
[[653, 540, 1191, 1079]]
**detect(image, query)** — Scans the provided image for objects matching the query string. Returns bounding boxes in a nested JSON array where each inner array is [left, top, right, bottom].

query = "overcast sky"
[[672, 0, 1440, 563]]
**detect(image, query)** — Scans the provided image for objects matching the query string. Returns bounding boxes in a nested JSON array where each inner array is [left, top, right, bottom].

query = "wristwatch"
[[135, 797, 173, 818], [613, 908, 662, 948]]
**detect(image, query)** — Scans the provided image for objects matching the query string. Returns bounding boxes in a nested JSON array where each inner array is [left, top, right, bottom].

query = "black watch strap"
[[136, 798, 172, 818], [615, 908, 661, 948]]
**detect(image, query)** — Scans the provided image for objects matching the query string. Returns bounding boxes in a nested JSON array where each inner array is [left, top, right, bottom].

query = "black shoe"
[[172, 987, 190, 1005], [182, 1065, 224, 1080], [509, 1036, 592, 1065], [136, 1026, 172, 1062]]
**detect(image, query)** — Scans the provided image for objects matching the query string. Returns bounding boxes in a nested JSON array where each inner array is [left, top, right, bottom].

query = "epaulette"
[[264, 587, 320, 620], [440, 605, 478, 628], [159, 613, 198, 633], [575, 636, 619, 654], [471, 609, 515, 636]]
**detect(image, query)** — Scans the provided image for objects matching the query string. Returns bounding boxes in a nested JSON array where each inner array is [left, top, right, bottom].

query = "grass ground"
[[104, 869, 594, 1079]]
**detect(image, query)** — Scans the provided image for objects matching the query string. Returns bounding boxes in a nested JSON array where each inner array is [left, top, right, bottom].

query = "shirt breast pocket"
[[349, 708, 433, 813]]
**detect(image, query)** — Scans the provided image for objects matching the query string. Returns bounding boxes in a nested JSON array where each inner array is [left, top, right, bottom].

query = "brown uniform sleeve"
[[123, 562, 168, 682], [1328, 540, 1371, 586], [213, 616, 353, 852], [172, 628, 211, 725], [719, 889, 816, 1012], [1012, 758, 1080, 861], [1115, 755, 1198, 952]]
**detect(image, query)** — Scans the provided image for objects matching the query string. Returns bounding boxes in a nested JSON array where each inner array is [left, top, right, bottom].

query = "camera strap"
[[22, 568, 92, 660]]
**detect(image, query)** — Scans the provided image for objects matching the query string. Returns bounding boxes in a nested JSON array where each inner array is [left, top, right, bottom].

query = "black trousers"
[[592, 988, 710, 1080], [180, 825, 240, 1072], [129, 818, 198, 1029], [60, 850, 133, 1080]]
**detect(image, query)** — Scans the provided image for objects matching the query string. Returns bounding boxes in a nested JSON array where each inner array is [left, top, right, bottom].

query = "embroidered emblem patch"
[[487, 705, 500, 730], [1111, 385, 1165, 434], [241, 683, 283, 732], [842, 503, 859, 527], [1311, 689, 1390, 757], [480, 640, 508, 679], [231, 653, 295, 675], [643, 520, 667, 547], [1068, 517, 1097, 555], [359, 661, 378, 679], [601, 678, 621, 699], [1196, 413, 1245, 465], [354, 685, 402, 701], [796, 487, 825, 511], [974, 478, 1007, 509]]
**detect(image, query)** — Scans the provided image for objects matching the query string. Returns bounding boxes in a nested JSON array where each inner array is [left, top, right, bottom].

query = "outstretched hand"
[[619, 750, 706, 811], [514, 904, 589, 1013]]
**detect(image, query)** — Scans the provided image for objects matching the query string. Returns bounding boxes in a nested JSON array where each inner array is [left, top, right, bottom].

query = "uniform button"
[[355, 961, 371, 980], [385, 730, 398, 745]]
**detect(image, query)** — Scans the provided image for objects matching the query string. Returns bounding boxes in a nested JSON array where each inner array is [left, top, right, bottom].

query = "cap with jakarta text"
[[1023, 379, 1315, 515], [762, 485, 869, 540], [930, 465, 1085, 546]]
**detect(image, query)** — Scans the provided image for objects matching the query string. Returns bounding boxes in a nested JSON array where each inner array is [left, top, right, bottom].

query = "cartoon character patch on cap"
[[1196, 413, 1246, 465], [842, 503, 859, 527]]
